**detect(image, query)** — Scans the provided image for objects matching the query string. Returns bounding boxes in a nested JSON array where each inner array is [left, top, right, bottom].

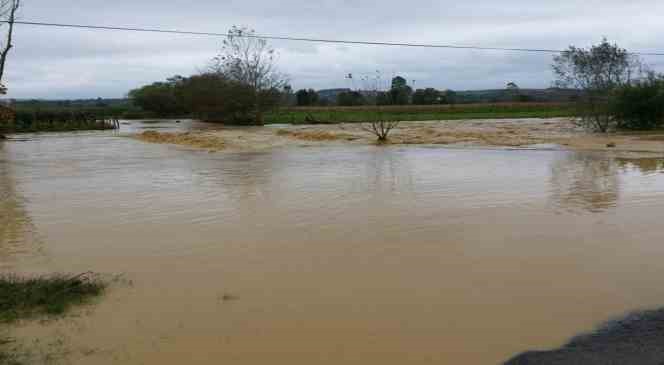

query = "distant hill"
[[316, 87, 580, 104]]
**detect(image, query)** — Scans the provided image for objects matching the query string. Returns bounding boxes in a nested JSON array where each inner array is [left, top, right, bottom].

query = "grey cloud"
[[3, 0, 664, 98]]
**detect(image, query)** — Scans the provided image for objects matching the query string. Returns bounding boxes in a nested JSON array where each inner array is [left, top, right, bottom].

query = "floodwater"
[[2, 121, 664, 364]]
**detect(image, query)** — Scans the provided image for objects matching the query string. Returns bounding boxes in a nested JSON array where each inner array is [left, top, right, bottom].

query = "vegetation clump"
[[276, 129, 351, 141], [0, 273, 106, 364], [0, 272, 106, 324], [611, 74, 664, 130], [136, 130, 225, 150]]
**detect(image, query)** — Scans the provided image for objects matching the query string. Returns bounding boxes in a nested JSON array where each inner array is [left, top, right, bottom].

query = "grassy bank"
[[0, 273, 106, 364], [265, 103, 574, 124]]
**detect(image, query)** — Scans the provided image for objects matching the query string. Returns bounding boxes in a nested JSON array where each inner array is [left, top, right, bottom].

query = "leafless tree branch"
[[0, 0, 20, 94]]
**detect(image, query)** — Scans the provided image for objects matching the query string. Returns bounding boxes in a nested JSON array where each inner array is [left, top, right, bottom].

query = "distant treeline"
[[9, 98, 147, 119], [294, 78, 581, 107], [2, 79, 581, 123]]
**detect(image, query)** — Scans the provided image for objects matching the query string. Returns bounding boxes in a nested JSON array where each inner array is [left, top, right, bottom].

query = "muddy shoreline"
[[131, 118, 664, 157]]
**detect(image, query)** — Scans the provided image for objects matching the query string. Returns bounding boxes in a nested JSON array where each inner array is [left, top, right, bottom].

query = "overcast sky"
[[3, 0, 664, 99]]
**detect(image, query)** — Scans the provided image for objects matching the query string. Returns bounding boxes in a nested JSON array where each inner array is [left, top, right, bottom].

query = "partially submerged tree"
[[552, 38, 644, 132], [209, 26, 287, 124], [178, 73, 257, 122], [360, 71, 400, 142]]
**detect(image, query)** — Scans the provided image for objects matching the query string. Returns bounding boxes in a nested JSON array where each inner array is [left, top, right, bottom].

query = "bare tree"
[[210, 26, 287, 90], [552, 38, 644, 132], [0, 0, 20, 95], [360, 71, 400, 142], [208, 26, 287, 124]]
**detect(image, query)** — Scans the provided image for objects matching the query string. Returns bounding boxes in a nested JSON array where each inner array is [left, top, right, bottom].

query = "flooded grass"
[[0, 272, 106, 323], [135, 130, 225, 150], [0, 345, 20, 365], [275, 129, 355, 141], [0, 273, 106, 364], [0, 338, 24, 365]]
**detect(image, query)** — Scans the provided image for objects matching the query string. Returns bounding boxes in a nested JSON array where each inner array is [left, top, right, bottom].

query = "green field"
[[265, 103, 574, 124], [4, 102, 575, 130]]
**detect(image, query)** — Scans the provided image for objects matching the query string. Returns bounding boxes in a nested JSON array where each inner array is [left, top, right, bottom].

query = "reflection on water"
[[4, 124, 664, 365], [550, 153, 620, 213], [615, 157, 664, 175], [0, 144, 42, 268]]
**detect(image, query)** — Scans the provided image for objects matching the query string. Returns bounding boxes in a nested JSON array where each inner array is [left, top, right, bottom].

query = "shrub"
[[336, 91, 365, 106], [552, 39, 644, 132], [611, 75, 664, 130], [177, 73, 280, 125]]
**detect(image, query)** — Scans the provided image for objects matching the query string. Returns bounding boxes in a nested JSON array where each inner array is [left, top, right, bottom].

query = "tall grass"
[[0, 272, 106, 323], [0, 273, 107, 364]]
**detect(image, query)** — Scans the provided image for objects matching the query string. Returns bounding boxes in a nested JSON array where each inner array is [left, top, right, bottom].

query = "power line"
[[6, 20, 664, 57]]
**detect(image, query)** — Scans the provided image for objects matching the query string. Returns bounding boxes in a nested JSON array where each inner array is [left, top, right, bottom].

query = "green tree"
[[443, 90, 457, 104], [295, 89, 319, 106], [128, 77, 185, 117], [336, 91, 365, 106], [389, 76, 412, 105], [552, 38, 644, 132], [179, 73, 279, 124], [611, 73, 664, 130], [412, 88, 442, 105]]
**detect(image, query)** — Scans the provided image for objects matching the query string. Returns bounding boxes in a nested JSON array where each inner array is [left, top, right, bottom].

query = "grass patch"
[[135, 130, 225, 150], [275, 129, 355, 141], [0, 338, 23, 365], [0, 272, 106, 324]]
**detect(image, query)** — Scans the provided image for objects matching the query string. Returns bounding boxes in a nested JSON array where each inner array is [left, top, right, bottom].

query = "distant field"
[[7, 102, 575, 125], [265, 103, 575, 124]]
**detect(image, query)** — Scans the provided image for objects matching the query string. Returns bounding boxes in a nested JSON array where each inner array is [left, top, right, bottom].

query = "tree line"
[[295, 77, 459, 107], [117, 32, 664, 132]]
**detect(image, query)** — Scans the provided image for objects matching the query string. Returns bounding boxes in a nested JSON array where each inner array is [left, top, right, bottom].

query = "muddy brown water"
[[2, 121, 664, 364]]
